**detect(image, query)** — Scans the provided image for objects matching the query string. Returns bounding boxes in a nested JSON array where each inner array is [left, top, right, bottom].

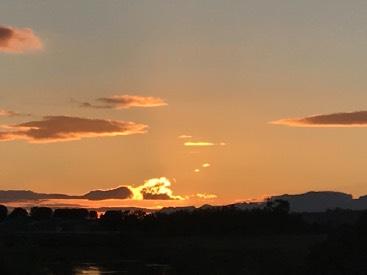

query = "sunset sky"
[[2, 1, 367, 208]]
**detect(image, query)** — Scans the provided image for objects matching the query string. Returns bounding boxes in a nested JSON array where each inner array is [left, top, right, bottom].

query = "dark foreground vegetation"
[[0, 200, 366, 274]]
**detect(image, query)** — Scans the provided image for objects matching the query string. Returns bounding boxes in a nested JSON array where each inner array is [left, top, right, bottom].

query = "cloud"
[[83, 187, 133, 200], [0, 115, 147, 143], [129, 177, 184, 200], [0, 187, 133, 203], [0, 25, 43, 53], [0, 177, 184, 203], [178, 134, 192, 139], [196, 193, 218, 199], [193, 163, 211, 173], [184, 141, 226, 147], [271, 111, 367, 127], [185, 142, 215, 147], [0, 109, 30, 117], [81, 95, 167, 109]]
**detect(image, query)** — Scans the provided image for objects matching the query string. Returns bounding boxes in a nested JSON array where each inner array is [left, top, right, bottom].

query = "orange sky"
[[2, 1, 367, 208]]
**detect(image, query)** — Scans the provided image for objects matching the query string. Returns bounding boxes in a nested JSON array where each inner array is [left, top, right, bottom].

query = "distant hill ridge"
[[271, 191, 365, 212], [1, 189, 367, 212]]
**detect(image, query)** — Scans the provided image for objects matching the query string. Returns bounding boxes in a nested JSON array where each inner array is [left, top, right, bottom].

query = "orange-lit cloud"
[[194, 169, 200, 173], [185, 142, 215, 146], [184, 141, 226, 147], [129, 177, 183, 200], [0, 25, 42, 53], [0, 115, 147, 143], [81, 95, 167, 109], [195, 193, 218, 199], [271, 111, 367, 127]]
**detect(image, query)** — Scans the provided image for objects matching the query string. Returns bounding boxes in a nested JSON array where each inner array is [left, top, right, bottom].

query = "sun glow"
[[129, 177, 184, 200]]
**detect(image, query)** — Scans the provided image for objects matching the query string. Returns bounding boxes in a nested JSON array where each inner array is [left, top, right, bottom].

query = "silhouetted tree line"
[[306, 210, 367, 274], [3, 200, 367, 238], [0, 206, 98, 222], [3, 202, 367, 273], [98, 199, 310, 235]]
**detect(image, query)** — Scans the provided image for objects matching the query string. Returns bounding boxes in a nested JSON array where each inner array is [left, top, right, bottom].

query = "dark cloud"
[[141, 192, 172, 200], [271, 111, 367, 127], [80, 95, 167, 109], [83, 187, 133, 201], [0, 187, 132, 203], [0, 115, 147, 143], [0, 25, 42, 53]]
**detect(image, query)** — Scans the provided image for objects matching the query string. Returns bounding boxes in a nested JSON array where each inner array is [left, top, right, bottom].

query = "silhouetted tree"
[[53, 208, 89, 220], [101, 210, 124, 221], [8, 207, 28, 219], [89, 210, 98, 220], [266, 199, 290, 214], [0, 205, 7, 221], [30, 207, 53, 220]]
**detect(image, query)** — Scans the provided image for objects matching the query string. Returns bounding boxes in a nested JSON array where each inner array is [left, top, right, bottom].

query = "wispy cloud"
[[193, 163, 211, 173], [0, 25, 42, 53], [80, 95, 167, 109], [195, 193, 218, 199], [271, 111, 367, 127], [0, 115, 147, 143], [0, 109, 30, 117], [184, 141, 226, 147], [178, 134, 192, 139]]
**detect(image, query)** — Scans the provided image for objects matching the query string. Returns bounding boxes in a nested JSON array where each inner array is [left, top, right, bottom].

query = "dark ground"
[[0, 232, 325, 275], [0, 203, 366, 274]]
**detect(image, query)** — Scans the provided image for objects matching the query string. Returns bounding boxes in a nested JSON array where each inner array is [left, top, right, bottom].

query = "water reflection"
[[58, 262, 171, 275], [73, 264, 120, 274]]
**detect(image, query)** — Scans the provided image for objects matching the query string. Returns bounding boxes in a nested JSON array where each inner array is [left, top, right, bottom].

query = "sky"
[[2, 1, 367, 208]]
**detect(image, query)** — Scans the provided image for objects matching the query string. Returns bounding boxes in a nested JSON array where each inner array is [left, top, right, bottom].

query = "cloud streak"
[[184, 141, 226, 147], [271, 111, 367, 127], [0, 25, 42, 53], [195, 193, 218, 199], [81, 95, 167, 109], [0, 115, 147, 143], [0, 109, 30, 117], [178, 134, 192, 139]]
